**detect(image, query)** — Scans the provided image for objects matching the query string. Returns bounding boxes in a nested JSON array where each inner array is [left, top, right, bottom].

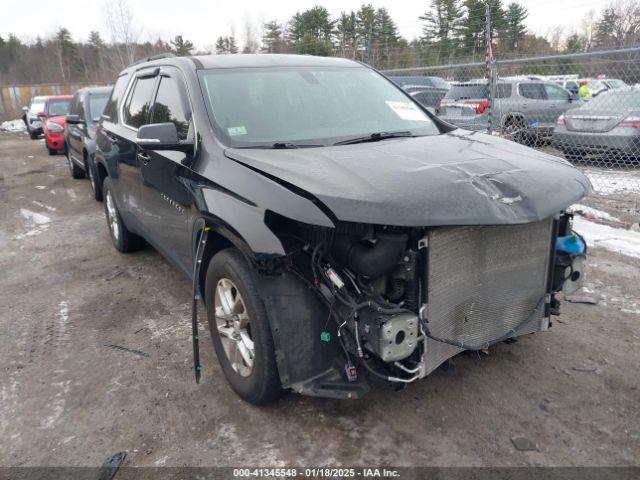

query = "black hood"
[[225, 129, 591, 227]]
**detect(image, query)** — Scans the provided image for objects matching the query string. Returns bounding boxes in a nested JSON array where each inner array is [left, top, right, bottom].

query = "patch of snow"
[[571, 204, 621, 223], [35, 185, 46, 190], [20, 209, 50, 225], [154, 455, 169, 466], [32, 200, 56, 212], [573, 216, 640, 259], [66, 188, 77, 201], [0, 119, 26, 132], [15, 208, 51, 240], [584, 168, 640, 196]]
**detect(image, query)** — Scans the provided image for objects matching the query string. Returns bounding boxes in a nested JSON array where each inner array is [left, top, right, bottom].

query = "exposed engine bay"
[[264, 210, 586, 396]]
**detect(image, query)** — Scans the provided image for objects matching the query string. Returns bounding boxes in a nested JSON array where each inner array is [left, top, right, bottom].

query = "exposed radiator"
[[423, 218, 553, 374]]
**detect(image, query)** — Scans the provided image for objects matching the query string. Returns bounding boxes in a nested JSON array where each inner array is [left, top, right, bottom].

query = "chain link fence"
[[383, 47, 640, 217]]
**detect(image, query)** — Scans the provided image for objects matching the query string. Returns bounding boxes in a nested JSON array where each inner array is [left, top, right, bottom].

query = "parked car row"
[[391, 74, 638, 163], [21, 88, 112, 165]]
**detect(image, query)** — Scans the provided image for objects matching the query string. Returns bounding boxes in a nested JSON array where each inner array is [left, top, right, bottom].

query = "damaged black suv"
[[95, 53, 590, 404]]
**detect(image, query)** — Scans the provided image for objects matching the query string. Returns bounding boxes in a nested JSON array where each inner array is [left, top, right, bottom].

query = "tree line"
[[1, 0, 639, 85]]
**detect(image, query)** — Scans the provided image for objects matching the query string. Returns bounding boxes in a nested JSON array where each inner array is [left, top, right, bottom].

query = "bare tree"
[[580, 9, 597, 50], [103, 0, 140, 69], [242, 14, 260, 53]]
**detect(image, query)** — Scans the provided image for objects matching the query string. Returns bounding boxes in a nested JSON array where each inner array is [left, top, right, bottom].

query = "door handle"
[[137, 151, 151, 165]]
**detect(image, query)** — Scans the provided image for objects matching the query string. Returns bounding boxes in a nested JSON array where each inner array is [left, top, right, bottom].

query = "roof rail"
[[127, 52, 176, 68]]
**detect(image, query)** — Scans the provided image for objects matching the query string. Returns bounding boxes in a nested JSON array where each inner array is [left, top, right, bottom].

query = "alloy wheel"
[[214, 278, 255, 377]]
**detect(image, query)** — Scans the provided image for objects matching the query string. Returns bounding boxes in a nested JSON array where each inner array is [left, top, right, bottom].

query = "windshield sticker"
[[385, 101, 426, 121], [227, 126, 247, 136]]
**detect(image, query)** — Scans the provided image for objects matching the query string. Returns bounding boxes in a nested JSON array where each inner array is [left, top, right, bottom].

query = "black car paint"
[[65, 87, 113, 174], [94, 54, 591, 393]]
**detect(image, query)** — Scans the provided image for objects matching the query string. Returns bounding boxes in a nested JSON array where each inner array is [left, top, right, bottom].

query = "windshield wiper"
[[237, 142, 323, 149], [334, 131, 415, 146]]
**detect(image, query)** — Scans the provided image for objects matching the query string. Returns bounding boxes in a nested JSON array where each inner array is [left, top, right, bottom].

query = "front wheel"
[[205, 249, 282, 405], [86, 156, 103, 201]]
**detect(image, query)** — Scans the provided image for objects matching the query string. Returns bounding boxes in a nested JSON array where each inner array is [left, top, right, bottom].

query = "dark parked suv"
[[95, 53, 590, 405], [64, 87, 112, 200]]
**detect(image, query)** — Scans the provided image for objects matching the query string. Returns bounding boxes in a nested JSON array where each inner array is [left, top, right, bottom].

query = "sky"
[[1, 0, 613, 50]]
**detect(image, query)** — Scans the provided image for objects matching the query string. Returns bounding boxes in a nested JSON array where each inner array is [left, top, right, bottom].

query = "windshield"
[[587, 80, 606, 92], [445, 84, 488, 99], [428, 77, 451, 90], [46, 99, 71, 117], [88, 95, 109, 122], [199, 66, 440, 147], [605, 79, 627, 89], [580, 90, 640, 110], [29, 101, 45, 115]]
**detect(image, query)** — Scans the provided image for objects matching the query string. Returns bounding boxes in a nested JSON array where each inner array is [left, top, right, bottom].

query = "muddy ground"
[[0, 131, 639, 467]]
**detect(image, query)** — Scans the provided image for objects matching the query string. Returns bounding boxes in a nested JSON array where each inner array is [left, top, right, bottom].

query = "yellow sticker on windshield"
[[385, 101, 427, 121], [228, 126, 247, 136]]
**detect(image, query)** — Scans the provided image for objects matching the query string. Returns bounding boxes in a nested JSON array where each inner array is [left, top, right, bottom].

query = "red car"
[[39, 95, 73, 155]]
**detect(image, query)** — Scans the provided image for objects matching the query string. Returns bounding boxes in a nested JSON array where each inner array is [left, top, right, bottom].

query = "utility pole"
[[485, 2, 497, 134]]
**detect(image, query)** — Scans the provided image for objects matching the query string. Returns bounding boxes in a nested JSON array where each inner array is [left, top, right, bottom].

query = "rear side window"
[[519, 83, 546, 99], [495, 84, 512, 98], [102, 74, 130, 123], [123, 76, 157, 129], [544, 84, 570, 100], [445, 83, 510, 99], [70, 93, 84, 118], [151, 75, 190, 140], [446, 84, 488, 100]]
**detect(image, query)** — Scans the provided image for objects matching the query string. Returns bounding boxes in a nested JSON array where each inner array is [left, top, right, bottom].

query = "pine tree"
[[88, 31, 105, 49], [335, 11, 358, 57], [286, 6, 334, 56], [215, 36, 238, 54], [565, 33, 583, 53], [261, 20, 286, 53], [420, 0, 465, 63], [593, 8, 618, 48], [356, 4, 376, 60], [503, 2, 528, 53], [52, 28, 83, 82], [170, 35, 194, 56]]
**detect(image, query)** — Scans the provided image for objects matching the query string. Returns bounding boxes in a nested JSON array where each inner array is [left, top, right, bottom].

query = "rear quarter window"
[[102, 73, 130, 124], [518, 83, 546, 100], [445, 84, 488, 100]]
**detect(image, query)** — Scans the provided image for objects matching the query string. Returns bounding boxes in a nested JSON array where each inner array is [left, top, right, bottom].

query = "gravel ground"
[[1, 131, 639, 468]]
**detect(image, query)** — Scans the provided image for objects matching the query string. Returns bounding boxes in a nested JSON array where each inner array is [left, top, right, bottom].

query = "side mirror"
[[66, 114, 85, 125], [136, 122, 193, 152]]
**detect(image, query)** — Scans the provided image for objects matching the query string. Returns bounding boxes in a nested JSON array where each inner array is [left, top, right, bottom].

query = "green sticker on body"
[[227, 126, 247, 136]]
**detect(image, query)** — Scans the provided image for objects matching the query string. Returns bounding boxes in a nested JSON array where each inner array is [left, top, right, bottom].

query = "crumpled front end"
[[262, 209, 586, 397]]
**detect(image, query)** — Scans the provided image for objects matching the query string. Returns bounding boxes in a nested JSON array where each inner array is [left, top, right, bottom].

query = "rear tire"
[[205, 248, 282, 405], [503, 117, 528, 145], [66, 150, 85, 179], [30, 132, 39, 140], [102, 177, 144, 253], [86, 155, 103, 201], [48, 148, 57, 156]]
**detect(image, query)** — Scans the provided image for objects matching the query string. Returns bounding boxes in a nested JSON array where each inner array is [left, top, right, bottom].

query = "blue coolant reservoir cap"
[[556, 234, 585, 255]]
